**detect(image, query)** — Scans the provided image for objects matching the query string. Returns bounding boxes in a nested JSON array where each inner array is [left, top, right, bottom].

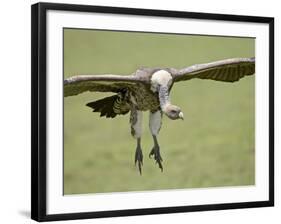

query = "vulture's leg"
[[149, 110, 163, 171], [130, 109, 143, 174]]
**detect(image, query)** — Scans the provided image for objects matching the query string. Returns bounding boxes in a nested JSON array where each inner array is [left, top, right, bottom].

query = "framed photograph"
[[31, 2, 274, 222]]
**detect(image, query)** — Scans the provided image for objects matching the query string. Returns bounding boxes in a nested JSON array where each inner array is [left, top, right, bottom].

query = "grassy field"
[[63, 29, 255, 195]]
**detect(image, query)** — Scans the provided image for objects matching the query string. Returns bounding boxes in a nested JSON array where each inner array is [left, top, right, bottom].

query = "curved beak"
[[179, 112, 184, 120]]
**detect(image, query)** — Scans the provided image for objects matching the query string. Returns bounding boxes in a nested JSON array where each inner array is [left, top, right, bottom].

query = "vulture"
[[64, 57, 255, 174]]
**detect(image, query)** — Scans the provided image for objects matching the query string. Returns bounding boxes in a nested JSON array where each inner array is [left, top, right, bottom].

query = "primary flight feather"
[[64, 57, 255, 174]]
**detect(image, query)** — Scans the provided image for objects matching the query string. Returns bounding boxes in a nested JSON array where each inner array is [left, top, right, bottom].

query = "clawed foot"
[[135, 145, 143, 175], [149, 144, 163, 172]]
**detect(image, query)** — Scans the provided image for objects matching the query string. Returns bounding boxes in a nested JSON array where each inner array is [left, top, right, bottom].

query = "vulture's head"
[[163, 104, 184, 120]]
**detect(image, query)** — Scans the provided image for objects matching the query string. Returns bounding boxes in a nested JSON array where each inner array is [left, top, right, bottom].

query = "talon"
[[149, 145, 163, 172], [135, 145, 143, 175], [149, 149, 154, 158]]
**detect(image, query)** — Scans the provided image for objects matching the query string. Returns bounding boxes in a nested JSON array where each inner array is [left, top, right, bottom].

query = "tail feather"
[[86, 94, 129, 118]]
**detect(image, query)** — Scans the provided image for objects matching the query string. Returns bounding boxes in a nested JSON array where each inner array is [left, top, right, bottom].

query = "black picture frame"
[[31, 2, 274, 222]]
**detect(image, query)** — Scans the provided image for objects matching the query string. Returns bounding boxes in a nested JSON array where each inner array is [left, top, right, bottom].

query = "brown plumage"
[[86, 92, 130, 118], [64, 57, 255, 174]]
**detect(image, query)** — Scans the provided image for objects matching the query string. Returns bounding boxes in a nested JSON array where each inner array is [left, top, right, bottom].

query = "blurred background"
[[64, 28, 255, 195]]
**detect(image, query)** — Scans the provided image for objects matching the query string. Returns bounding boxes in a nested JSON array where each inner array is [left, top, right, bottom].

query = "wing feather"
[[64, 74, 144, 97], [172, 58, 255, 83]]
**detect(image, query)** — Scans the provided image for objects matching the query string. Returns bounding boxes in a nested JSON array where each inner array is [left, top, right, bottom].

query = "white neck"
[[150, 70, 173, 111], [158, 86, 171, 111], [150, 70, 173, 88]]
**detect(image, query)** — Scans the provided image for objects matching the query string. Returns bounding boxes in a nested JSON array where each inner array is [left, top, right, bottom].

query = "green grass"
[[64, 29, 255, 194]]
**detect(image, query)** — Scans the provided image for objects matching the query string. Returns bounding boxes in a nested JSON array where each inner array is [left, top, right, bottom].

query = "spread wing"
[[171, 58, 255, 83], [64, 74, 145, 97]]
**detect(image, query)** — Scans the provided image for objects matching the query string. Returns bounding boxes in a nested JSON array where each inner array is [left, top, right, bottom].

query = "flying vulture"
[[64, 57, 255, 174]]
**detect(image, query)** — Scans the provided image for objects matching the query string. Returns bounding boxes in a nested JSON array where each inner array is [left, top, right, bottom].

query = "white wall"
[[0, 0, 279, 223]]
